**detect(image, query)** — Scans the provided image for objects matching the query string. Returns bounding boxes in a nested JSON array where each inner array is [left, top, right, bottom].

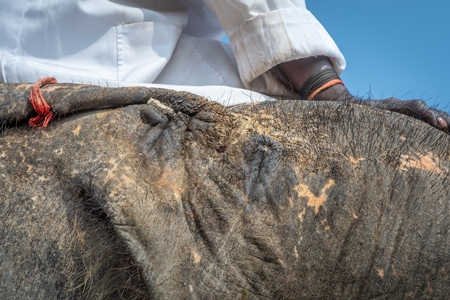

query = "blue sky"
[[307, 0, 450, 113]]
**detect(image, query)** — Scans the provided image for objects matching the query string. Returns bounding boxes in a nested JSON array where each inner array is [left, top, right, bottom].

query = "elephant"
[[0, 82, 449, 299]]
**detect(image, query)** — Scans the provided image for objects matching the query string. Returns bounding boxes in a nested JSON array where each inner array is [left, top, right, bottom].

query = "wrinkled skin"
[[1, 83, 450, 299]]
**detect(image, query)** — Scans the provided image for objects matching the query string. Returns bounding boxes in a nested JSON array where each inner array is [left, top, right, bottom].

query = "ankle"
[[277, 56, 334, 92], [310, 82, 354, 101]]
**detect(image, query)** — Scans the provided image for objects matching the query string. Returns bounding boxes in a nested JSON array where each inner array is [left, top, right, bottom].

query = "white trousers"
[[0, 0, 345, 105]]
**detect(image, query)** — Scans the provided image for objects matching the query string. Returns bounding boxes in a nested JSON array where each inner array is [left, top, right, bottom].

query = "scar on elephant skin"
[[295, 179, 335, 215]]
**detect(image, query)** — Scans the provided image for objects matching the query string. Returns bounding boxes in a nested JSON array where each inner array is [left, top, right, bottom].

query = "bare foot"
[[278, 58, 450, 134]]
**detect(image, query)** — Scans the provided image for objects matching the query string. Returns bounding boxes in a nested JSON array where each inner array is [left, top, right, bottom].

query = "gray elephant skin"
[[0, 83, 449, 299]]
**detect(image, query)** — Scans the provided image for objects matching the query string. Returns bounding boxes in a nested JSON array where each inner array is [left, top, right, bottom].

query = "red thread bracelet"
[[307, 79, 344, 100], [29, 77, 57, 127]]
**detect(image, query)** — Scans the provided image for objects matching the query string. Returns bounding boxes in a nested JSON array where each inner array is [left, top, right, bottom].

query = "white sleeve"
[[202, 0, 346, 96]]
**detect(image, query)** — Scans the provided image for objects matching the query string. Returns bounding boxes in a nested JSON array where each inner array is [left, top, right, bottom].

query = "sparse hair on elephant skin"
[[66, 186, 150, 299], [0, 82, 449, 299]]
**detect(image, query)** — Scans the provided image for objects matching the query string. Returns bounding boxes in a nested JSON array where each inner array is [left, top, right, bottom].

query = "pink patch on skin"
[[436, 117, 447, 130]]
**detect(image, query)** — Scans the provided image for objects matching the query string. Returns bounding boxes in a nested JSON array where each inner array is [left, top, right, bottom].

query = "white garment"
[[0, 0, 345, 105]]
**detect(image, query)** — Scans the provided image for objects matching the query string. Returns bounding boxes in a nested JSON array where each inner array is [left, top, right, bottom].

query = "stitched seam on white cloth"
[[0, 54, 6, 82], [183, 35, 227, 86], [234, 28, 253, 87], [116, 24, 123, 81], [309, 18, 329, 56], [14, 0, 29, 56], [230, 12, 282, 85], [279, 13, 296, 65]]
